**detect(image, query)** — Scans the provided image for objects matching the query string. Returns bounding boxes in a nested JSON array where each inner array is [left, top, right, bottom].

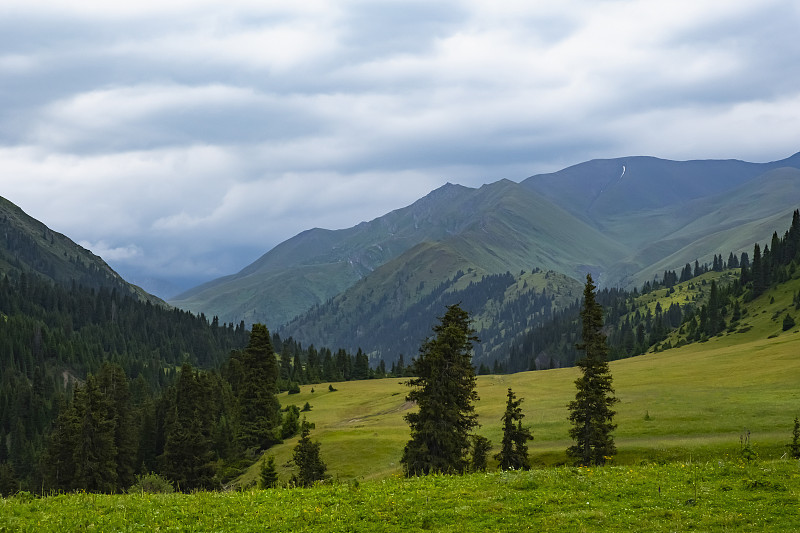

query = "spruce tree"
[[470, 435, 492, 472], [97, 363, 138, 491], [71, 375, 118, 492], [495, 388, 533, 470], [567, 274, 618, 466], [292, 418, 327, 487], [161, 364, 217, 492], [233, 324, 282, 451], [789, 417, 800, 459], [259, 455, 279, 488], [401, 304, 479, 476]]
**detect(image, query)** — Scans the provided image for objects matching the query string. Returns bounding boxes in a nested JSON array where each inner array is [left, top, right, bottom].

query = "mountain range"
[[169, 153, 800, 357], [4, 152, 799, 365]]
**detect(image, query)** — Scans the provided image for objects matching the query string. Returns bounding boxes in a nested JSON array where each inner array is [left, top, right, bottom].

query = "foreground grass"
[[3, 459, 798, 532]]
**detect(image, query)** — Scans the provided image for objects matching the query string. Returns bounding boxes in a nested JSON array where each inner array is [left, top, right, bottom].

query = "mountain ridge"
[[0, 196, 163, 305], [171, 153, 800, 350]]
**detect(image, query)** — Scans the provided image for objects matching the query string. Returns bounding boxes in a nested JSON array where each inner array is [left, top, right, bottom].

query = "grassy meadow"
[[239, 277, 800, 486], [3, 460, 799, 532]]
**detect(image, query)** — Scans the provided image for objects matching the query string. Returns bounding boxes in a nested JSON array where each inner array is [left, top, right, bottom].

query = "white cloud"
[[78, 240, 143, 261], [1, 0, 799, 295]]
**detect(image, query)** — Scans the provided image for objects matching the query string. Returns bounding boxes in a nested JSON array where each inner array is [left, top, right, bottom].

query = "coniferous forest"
[[0, 270, 411, 494]]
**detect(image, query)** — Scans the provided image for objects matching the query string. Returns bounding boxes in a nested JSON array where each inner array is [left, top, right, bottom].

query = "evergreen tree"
[[704, 280, 725, 337], [750, 243, 766, 297], [280, 405, 301, 439], [96, 363, 138, 490], [43, 397, 79, 491], [352, 348, 369, 380], [0, 462, 19, 497], [470, 435, 492, 472], [789, 417, 800, 459], [233, 324, 282, 451], [494, 388, 533, 470], [401, 304, 479, 476], [71, 375, 118, 492], [292, 418, 327, 487], [566, 274, 618, 466], [161, 364, 217, 492], [259, 455, 279, 489]]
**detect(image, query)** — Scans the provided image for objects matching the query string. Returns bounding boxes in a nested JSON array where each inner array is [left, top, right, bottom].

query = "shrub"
[[128, 472, 175, 494]]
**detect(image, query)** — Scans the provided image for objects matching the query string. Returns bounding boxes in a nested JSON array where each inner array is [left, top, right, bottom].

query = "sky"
[[2, 0, 800, 298]]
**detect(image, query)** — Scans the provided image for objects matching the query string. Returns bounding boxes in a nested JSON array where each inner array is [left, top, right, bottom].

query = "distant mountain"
[[172, 152, 800, 361], [0, 196, 162, 304], [521, 153, 800, 286], [172, 179, 626, 327]]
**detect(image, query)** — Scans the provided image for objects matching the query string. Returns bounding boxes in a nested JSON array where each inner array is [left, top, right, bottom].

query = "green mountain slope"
[[173, 180, 623, 328], [173, 153, 800, 351], [0, 196, 162, 304], [279, 179, 618, 361], [605, 167, 800, 286]]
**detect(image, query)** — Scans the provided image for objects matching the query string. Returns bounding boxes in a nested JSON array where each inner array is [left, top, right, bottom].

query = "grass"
[[236, 272, 800, 487], [3, 459, 799, 531], [249, 333, 800, 485]]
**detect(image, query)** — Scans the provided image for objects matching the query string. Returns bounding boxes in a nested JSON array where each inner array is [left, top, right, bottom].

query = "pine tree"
[[161, 364, 217, 492], [567, 274, 618, 466], [0, 462, 19, 497], [97, 363, 138, 491], [233, 324, 282, 451], [789, 417, 800, 459], [401, 304, 479, 476], [470, 435, 492, 472], [292, 418, 327, 487], [71, 375, 119, 492], [495, 388, 533, 470], [259, 455, 279, 488]]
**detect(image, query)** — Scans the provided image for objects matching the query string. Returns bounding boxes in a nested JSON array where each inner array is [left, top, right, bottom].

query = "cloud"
[[77, 241, 143, 262], [2, 0, 799, 296]]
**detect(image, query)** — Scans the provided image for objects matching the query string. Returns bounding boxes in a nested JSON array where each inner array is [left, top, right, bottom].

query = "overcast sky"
[[3, 0, 799, 297]]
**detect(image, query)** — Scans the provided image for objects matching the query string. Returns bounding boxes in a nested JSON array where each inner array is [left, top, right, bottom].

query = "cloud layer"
[[2, 0, 799, 296]]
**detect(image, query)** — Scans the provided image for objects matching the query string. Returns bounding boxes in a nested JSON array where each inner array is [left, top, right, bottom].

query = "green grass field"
[[238, 276, 800, 486], [3, 460, 798, 531]]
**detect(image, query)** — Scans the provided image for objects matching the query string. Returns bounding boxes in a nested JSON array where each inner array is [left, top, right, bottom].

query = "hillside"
[[172, 154, 800, 352], [0, 195, 162, 305], [239, 273, 800, 485], [172, 179, 624, 327]]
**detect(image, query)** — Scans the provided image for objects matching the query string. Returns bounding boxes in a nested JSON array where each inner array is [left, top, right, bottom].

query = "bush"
[[128, 472, 175, 494], [782, 313, 795, 331]]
